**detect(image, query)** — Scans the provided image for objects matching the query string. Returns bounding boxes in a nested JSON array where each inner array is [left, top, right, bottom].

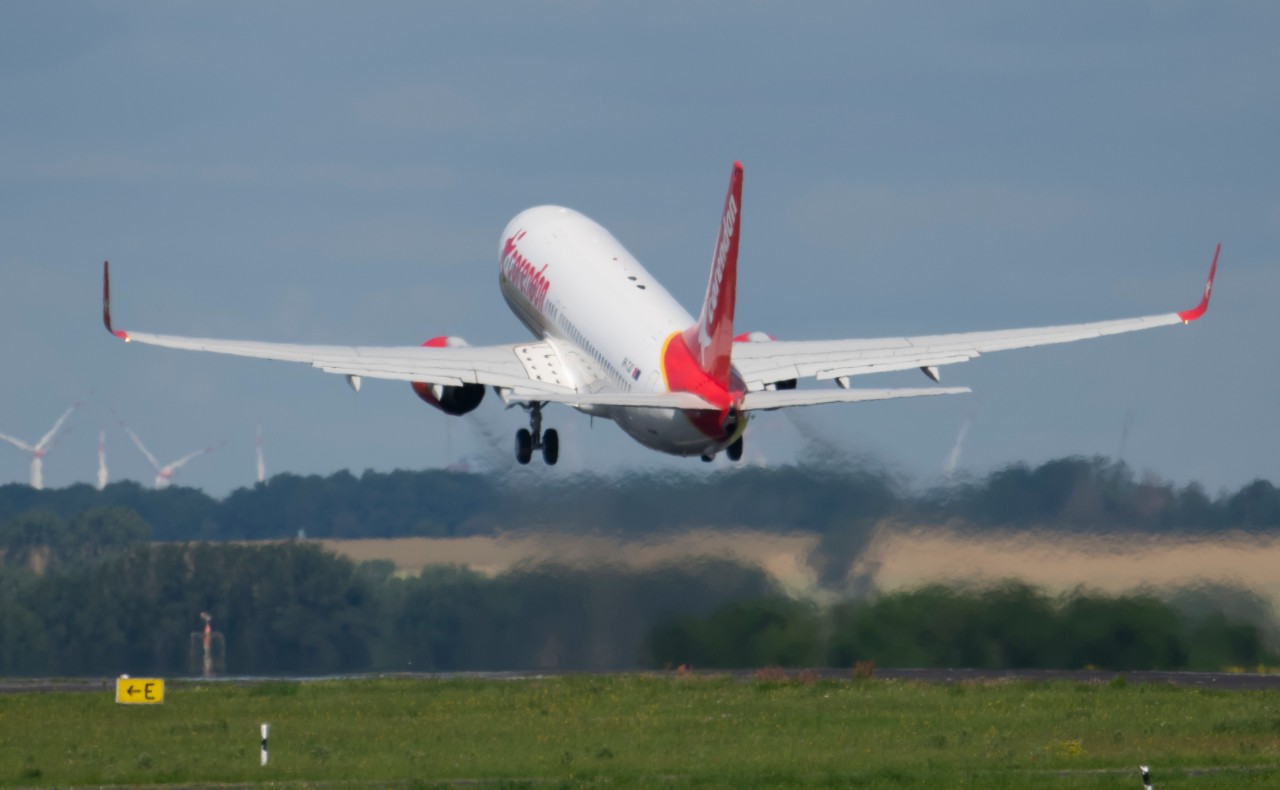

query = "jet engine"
[[410, 336, 485, 416], [733, 331, 796, 390]]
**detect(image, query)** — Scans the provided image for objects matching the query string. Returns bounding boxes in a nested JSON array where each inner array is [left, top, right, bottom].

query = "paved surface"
[[3, 668, 1279, 694]]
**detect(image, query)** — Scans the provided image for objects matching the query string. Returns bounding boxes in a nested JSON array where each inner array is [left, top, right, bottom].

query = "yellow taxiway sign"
[[115, 677, 165, 704]]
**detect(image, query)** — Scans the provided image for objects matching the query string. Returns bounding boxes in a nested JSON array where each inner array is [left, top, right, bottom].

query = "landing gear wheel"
[[727, 436, 743, 462], [515, 428, 533, 465], [542, 428, 559, 466], [514, 402, 557, 466]]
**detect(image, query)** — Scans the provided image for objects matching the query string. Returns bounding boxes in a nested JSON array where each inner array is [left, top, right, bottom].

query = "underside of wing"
[[733, 245, 1218, 390]]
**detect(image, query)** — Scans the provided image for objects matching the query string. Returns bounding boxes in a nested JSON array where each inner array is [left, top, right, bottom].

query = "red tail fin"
[[682, 161, 743, 389]]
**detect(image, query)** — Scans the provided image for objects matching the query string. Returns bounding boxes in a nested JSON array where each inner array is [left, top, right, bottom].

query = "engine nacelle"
[[411, 336, 486, 416], [733, 331, 797, 390]]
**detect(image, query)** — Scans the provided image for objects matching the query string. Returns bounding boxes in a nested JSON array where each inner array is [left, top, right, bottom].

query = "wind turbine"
[[0, 397, 86, 489], [97, 430, 108, 491], [943, 415, 973, 480], [124, 426, 215, 489], [255, 423, 266, 484]]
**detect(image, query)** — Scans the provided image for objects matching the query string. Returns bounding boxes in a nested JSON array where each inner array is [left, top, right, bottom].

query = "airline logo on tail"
[[679, 161, 744, 392], [697, 193, 738, 362], [665, 162, 745, 423]]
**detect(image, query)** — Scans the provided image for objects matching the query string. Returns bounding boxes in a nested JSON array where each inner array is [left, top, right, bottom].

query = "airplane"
[[101, 162, 1218, 466]]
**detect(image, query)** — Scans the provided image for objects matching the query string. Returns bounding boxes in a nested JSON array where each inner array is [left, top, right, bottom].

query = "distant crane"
[[0, 396, 86, 489], [124, 426, 215, 489]]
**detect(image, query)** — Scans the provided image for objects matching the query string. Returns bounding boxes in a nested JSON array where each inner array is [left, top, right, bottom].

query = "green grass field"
[[2, 675, 1278, 788]]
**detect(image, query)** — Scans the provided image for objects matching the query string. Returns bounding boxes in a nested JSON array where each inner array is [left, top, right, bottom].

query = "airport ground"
[[2, 673, 1278, 788]]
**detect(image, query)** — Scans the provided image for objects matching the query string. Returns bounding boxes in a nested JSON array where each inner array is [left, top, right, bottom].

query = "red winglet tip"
[[102, 260, 130, 340], [1176, 244, 1219, 324], [102, 261, 114, 334]]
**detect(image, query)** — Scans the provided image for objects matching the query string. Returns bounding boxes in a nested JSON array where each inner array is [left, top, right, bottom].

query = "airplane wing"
[[732, 245, 1219, 391], [103, 264, 737, 411], [103, 262, 575, 396]]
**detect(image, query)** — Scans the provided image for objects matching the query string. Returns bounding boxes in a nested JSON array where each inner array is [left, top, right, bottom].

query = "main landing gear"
[[515, 401, 558, 466], [701, 436, 745, 463]]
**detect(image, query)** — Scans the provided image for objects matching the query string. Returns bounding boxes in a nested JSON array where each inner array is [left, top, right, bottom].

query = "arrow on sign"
[[115, 677, 164, 704]]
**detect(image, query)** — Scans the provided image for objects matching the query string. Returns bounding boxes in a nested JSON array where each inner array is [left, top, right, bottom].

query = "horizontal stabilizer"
[[741, 386, 969, 412]]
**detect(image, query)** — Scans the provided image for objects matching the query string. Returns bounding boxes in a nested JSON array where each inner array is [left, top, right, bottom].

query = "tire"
[[727, 436, 743, 462], [515, 428, 533, 465], [542, 428, 559, 465]]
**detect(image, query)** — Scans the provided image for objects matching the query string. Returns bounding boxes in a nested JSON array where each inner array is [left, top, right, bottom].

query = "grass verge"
[[1, 675, 1277, 788]]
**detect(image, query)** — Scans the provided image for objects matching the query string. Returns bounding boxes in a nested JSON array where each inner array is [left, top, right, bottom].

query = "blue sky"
[[1, 1, 1277, 495]]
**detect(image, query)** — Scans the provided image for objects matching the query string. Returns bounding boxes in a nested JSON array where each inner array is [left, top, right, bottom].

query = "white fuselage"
[[498, 206, 742, 457]]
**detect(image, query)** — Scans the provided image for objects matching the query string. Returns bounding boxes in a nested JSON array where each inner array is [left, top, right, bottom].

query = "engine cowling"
[[733, 331, 796, 390], [411, 336, 486, 416]]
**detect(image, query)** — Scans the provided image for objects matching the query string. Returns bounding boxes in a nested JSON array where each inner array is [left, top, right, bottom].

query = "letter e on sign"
[[115, 677, 165, 704]]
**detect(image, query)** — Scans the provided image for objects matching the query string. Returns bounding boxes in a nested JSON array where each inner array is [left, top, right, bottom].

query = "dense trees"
[[1, 516, 1273, 676], [5, 456, 1280, 543], [1, 455, 1278, 676], [0, 465, 900, 540], [0, 513, 777, 675], [654, 583, 1277, 671]]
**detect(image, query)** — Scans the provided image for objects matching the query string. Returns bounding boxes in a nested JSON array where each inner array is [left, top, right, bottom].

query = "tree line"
[[651, 583, 1278, 672], [1, 508, 1274, 676], [1, 456, 1278, 544], [0, 509, 774, 675]]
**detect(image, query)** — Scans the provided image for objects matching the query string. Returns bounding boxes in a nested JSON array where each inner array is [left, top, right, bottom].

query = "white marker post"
[[261, 723, 269, 766], [1140, 764, 1152, 790]]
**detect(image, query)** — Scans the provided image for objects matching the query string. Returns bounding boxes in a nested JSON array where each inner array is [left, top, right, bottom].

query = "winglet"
[[102, 261, 130, 341], [1176, 244, 1219, 324]]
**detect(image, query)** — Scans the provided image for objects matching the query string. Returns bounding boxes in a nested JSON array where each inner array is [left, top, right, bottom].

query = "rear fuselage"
[[497, 206, 744, 457]]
